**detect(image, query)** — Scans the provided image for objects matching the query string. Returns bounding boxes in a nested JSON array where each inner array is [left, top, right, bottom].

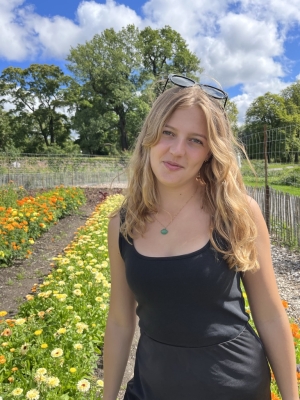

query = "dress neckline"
[[132, 240, 211, 260]]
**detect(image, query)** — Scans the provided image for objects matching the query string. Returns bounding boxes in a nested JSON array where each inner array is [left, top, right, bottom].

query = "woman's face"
[[150, 105, 211, 189]]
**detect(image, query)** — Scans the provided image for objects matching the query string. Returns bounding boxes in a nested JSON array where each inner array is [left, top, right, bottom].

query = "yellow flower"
[[15, 318, 26, 325], [25, 388, 40, 399], [26, 295, 34, 301], [10, 348, 15, 353], [36, 368, 47, 375], [1, 342, 9, 347], [73, 289, 83, 296], [11, 387, 23, 396], [74, 343, 83, 350], [51, 348, 63, 358], [11, 367, 18, 372], [8, 376, 15, 382], [96, 379, 104, 387], [41, 343, 48, 349], [28, 239, 34, 244], [70, 367, 77, 373], [46, 376, 60, 388], [56, 328, 66, 335], [95, 297, 103, 302], [66, 305, 73, 310], [34, 329, 43, 336], [77, 379, 90, 393], [0, 311, 7, 317]]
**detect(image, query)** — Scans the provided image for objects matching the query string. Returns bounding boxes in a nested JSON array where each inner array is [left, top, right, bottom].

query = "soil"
[[0, 187, 121, 316], [1, 187, 299, 399]]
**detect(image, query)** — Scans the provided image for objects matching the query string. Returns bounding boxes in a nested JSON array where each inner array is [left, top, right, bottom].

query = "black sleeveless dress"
[[119, 231, 271, 400]]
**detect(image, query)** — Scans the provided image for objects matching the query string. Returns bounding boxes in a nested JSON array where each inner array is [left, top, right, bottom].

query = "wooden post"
[[264, 124, 270, 231]]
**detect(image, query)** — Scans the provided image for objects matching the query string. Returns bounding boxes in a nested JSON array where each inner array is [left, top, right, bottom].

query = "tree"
[[225, 100, 239, 137], [244, 92, 299, 162], [67, 25, 142, 152], [0, 64, 74, 151], [66, 24, 202, 152]]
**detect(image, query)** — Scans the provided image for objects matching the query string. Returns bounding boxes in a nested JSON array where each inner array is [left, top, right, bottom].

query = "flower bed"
[[0, 194, 299, 398], [0, 194, 122, 399], [0, 186, 86, 267]]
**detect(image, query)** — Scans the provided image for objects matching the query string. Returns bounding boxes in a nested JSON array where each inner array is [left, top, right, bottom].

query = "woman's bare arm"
[[103, 214, 137, 400], [242, 198, 298, 400]]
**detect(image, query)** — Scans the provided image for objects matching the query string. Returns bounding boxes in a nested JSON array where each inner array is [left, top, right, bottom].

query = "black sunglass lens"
[[201, 85, 227, 99], [171, 76, 195, 87]]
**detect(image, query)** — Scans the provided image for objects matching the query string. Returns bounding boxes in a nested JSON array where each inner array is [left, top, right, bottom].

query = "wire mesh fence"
[[0, 153, 129, 188], [239, 124, 300, 189]]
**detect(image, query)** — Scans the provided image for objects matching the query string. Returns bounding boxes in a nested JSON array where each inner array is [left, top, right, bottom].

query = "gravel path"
[[116, 244, 300, 398]]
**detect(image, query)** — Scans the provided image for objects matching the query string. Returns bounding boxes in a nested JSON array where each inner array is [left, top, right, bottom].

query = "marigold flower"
[[34, 329, 43, 336], [271, 393, 280, 400], [25, 388, 40, 399], [77, 379, 90, 392], [1, 328, 12, 336], [74, 343, 83, 350], [26, 295, 34, 301], [56, 328, 66, 335], [51, 348, 63, 358], [20, 343, 30, 354], [290, 323, 299, 336], [11, 387, 23, 396], [0, 311, 7, 317], [15, 318, 26, 325], [41, 343, 48, 349], [36, 368, 47, 375], [281, 300, 288, 309], [8, 376, 14, 382], [46, 376, 60, 388], [11, 367, 18, 372], [70, 367, 77, 373], [0, 355, 6, 364]]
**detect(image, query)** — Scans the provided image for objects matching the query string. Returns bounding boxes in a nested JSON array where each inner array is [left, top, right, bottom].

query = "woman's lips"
[[163, 161, 184, 171]]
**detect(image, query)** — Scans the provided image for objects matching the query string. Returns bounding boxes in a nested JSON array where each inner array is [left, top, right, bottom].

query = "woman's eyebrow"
[[164, 124, 207, 141]]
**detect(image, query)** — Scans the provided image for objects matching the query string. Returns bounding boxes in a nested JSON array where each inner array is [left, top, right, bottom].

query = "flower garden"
[[0, 186, 299, 399]]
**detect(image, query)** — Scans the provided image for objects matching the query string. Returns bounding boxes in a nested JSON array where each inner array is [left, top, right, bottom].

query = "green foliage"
[[0, 64, 75, 153], [67, 24, 202, 153]]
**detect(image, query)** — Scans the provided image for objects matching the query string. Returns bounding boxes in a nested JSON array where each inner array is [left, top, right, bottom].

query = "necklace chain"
[[154, 187, 198, 235]]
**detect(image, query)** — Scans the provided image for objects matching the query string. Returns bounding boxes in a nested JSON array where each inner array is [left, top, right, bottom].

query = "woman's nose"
[[169, 138, 185, 156]]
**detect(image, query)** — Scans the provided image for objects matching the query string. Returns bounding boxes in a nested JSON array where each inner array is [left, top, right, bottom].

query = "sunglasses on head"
[[161, 74, 228, 108]]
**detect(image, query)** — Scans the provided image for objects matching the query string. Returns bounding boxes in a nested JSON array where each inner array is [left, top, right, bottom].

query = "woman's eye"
[[190, 138, 203, 145], [162, 130, 173, 136]]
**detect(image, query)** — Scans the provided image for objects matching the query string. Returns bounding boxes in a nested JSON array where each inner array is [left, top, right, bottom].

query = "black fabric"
[[119, 228, 271, 399]]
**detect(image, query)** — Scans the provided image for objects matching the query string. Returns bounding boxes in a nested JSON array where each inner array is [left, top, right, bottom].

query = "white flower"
[[46, 376, 60, 388], [25, 389, 40, 399], [77, 379, 90, 392]]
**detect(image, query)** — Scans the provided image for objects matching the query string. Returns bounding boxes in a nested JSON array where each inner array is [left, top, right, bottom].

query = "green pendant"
[[160, 228, 168, 235]]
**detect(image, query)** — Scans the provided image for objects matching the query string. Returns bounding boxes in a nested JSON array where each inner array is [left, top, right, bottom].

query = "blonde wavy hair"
[[114, 85, 259, 272]]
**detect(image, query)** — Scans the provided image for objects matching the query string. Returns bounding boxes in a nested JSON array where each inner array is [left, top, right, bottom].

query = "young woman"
[[103, 74, 299, 400]]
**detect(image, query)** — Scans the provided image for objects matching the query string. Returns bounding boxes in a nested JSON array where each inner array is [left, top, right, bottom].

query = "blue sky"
[[0, 0, 300, 123]]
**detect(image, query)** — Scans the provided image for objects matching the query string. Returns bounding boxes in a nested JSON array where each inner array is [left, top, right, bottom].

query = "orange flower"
[[281, 298, 289, 308], [271, 393, 280, 400], [1, 328, 12, 336], [290, 323, 299, 336], [270, 371, 275, 380], [0, 355, 7, 364]]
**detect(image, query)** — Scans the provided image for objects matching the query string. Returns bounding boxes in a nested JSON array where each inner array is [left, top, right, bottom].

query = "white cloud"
[[0, 0, 300, 123], [232, 78, 291, 124]]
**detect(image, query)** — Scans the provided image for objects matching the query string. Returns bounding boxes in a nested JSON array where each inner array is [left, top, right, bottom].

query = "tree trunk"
[[115, 105, 128, 151], [49, 115, 55, 144]]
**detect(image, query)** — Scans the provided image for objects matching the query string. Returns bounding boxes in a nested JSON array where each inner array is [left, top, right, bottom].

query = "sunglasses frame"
[[162, 74, 228, 108]]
